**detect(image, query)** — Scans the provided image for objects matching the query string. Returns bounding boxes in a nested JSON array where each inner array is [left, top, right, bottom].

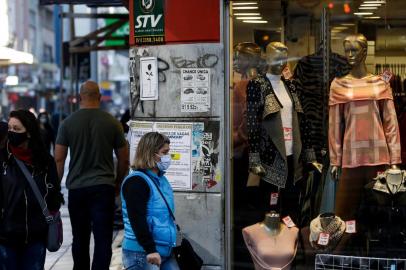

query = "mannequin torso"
[[243, 212, 299, 270]]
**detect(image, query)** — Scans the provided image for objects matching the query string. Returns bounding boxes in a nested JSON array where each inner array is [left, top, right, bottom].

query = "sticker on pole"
[[345, 220, 356, 233], [318, 233, 330, 246], [270, 193, 279, 206], [282, 216, 296, 228]]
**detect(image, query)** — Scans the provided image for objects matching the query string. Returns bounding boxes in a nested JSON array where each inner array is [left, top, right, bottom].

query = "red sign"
[[130, 0, 220, 45]]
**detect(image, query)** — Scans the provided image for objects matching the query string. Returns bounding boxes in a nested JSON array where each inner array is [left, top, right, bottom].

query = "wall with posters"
[[129, 44, 224, 118], [128, 1, 225, 267]]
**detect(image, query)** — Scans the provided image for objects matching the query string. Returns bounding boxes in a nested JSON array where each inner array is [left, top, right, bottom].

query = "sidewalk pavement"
[[45, 160, 124, 270]]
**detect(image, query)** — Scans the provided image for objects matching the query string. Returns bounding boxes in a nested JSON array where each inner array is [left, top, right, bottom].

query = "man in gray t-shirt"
[[55, 81, 128, 270]]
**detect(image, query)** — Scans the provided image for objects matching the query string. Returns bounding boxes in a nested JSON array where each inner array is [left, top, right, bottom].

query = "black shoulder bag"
[[15, 157, 63, 252], [149, 177, 203, 270]]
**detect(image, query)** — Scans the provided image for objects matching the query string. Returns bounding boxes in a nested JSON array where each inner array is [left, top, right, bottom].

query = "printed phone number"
[[135, 36, 164, 44]]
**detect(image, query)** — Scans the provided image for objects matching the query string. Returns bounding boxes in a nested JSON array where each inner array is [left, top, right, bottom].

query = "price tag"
[[282, 66, 293, 80], [317, 232, 330, 246], [282, 216, 296, 228], [345, 220, 357, 233], [270, 193, 279, 206], [381, 70, 393, 83]]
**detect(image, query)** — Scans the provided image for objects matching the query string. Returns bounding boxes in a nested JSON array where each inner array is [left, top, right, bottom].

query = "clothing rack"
[[375, 63, 406, 76], [375, 64, 406, 114]]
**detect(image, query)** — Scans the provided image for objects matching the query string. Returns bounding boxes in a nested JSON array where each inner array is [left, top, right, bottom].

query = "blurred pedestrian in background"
[[37, 111, 55, 154], [55, 80, 129, 270], [0, 110, 63, 270], [121, 132, 179, 270]]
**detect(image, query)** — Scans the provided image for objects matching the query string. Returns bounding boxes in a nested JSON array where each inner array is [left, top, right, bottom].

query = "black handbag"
[[173, 238, 203, 270], [150, 177, 203, 270], [15, 157, 63, 252]]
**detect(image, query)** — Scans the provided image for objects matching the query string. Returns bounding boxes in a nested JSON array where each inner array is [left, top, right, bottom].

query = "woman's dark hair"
[[9, 110, 48, 170], [0, 121, 7, 148]]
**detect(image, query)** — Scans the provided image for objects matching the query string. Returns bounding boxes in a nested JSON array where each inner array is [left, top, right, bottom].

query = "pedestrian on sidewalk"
[[0, 110, 63, 270], [121, 132, 180, 270], [55, 81, 129, 270], [37, 111, 56, 155]]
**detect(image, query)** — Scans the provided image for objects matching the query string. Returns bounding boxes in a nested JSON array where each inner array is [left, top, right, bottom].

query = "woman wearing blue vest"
[[121, 132, 179, 270]]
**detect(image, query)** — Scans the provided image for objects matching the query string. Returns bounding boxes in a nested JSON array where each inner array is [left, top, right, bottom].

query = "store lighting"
[[364, 16, 381, 19], [360, 3, 382, 6], [363, 1, 386, 3], [333, 26, 349, 30], [236, 16, 262, 20], [234, 13, 260, 15], [233, 6, 259, 10], [242, 20, 268, 23], [359, 6, 378, 9], [341, 23, 356, 26], [232, 2, 257, 5], [354, 12, 374, 15]]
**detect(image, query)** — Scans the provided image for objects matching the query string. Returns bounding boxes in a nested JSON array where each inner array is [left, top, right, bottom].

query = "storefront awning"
[[0, 47, 34, 66], [39, 0, 128, 7]]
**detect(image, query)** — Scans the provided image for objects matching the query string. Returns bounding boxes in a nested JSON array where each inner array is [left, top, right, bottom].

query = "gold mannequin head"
[[265, 42, 288, 75], [343, 34, 368, 67], [233, 42, 261, 78]]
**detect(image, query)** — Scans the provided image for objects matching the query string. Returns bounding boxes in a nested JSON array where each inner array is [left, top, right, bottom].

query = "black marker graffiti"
[[171, 54, 219, 69]]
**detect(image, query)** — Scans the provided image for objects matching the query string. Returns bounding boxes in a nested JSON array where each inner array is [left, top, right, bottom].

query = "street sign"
[[130, 0, 165, 45], [104, 19, 129, 46]]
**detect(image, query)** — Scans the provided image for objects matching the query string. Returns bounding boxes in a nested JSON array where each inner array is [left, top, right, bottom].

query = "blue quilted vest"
[[121, 169, 176, 257]]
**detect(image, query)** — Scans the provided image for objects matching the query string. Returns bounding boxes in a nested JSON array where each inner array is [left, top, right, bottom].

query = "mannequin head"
[[265, 42, 288, 75], [343, 34, 368, 68], [233, 42, 261, 78]]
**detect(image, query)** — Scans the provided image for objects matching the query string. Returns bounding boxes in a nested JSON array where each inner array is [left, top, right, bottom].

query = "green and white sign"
[[104, 19, 129, 46], [133, 0, 165, 45]]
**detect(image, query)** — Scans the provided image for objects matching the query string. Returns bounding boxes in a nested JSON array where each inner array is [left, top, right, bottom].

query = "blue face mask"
[[157, 154, 171, 172]]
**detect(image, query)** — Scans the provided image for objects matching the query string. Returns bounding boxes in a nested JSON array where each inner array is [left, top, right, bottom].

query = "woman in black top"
[[0, 110, 63, 270]]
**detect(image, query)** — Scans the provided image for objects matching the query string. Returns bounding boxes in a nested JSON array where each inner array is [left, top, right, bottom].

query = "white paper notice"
[[154, 122, 193, 190], [128, 121, 193, 190], [140, 57, 158, 100], [181, 68, 211, 112]]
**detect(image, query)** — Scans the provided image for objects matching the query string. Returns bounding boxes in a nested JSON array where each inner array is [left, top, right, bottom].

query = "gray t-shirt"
[[56, 108, 127, 189]]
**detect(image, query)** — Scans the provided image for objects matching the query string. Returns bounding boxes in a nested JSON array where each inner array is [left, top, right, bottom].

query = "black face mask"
[[8, 131, 28, 147]]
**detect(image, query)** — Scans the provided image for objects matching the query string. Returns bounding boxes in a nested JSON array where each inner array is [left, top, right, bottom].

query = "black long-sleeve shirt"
[[122, 176, 156, 254]]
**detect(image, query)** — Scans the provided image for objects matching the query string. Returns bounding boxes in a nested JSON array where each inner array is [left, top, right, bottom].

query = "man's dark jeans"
[[68, 184, 115, 270]]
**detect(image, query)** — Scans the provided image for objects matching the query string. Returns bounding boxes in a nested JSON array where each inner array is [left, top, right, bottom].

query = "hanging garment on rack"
[[294, 52, 350, 162], [294, 52, 350, 221], [358, 174, 406, 258], [399, 111, 406, 167]]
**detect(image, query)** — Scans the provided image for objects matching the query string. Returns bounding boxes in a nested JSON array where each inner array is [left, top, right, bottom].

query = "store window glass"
[[230, 1, 406, 269]]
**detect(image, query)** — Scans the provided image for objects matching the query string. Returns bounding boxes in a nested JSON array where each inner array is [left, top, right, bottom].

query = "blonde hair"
[[266, 42, 288, 54], [343, 34, 368, 49], [132, 132, 170, 170]]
